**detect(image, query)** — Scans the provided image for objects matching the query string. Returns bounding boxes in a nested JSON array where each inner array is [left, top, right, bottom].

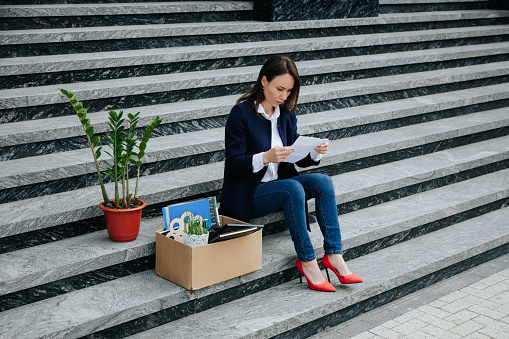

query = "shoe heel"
[[325, 268, 331, 283], [299, 271, 302, 283]]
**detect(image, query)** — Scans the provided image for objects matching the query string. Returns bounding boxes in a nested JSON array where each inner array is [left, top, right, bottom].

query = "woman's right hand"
[[262, 146, 295, 164]]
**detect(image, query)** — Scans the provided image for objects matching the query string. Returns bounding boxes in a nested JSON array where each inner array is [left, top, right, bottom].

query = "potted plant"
[[183, 213, 210, 247], [60, 88, 162, 242]]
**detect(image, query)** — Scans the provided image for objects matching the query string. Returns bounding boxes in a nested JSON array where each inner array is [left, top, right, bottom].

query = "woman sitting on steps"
[[219, 54, 362, 292]]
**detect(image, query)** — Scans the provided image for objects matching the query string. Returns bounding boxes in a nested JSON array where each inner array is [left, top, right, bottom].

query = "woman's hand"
[[315, 139, 329, 155], [262, 146, 295, 164]]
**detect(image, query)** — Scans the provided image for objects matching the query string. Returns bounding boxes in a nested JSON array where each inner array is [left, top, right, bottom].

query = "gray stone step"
[[2, 42, 509, 151], [1, 136, 507, 296], [1, 73, 507, 156], [0, 107, 507, 237], [2, 82, 508, 191], [0, 2, 253, 17], [1, 54, 508, 111], [380, 0, 486, 3], [1, 10, 506, 46], [1, 189, 507, 338], [3, 28, 509, 77], [127, 207, 509, 339]]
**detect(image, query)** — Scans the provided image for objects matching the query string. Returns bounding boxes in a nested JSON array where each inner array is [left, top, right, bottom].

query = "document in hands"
[[283, 136, 327, 163]]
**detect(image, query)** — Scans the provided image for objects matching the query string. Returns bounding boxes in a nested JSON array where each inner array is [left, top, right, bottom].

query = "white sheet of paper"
[[283, 136, 326, 163]]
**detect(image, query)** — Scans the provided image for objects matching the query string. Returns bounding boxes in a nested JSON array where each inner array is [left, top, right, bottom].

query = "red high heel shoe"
[[296, 259, 336, 292], [322, 255, 363, 284]]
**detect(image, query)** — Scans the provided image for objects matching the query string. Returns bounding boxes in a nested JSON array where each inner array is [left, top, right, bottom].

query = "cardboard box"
[[155, 215, 262, 290]]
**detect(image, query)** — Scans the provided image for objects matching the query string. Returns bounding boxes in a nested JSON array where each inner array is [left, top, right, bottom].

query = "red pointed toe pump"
[[296, 259, 336, 292], [322, 255, 363, 284]]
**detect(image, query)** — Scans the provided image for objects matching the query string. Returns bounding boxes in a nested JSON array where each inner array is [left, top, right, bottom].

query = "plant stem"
[[134, 166, 140, 206], [113, 125, 120, 208]]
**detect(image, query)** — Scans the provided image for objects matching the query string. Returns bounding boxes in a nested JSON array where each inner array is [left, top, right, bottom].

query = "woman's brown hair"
[[236, 54, 301, 113]]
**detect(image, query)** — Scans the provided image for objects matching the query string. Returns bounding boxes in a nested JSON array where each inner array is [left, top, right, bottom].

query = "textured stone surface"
[[1, 3, 509, 338], [253, 0, 378, 21], [0, 2, 253, 17], [125, 208, 509, 339], [0, 110, 507, 236], [1, 10, 507, 46], [2, 158, 507, 296], [0, 194, 507, 339], [3, 33, 508, 78], [2, 57, 509, 114]]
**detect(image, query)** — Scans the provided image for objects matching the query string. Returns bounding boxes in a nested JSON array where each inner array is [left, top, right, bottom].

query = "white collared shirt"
[[252, 104, 321, 182]]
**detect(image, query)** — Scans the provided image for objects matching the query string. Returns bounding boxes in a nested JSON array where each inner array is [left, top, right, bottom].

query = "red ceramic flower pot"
[[98, 199, 147, 242]]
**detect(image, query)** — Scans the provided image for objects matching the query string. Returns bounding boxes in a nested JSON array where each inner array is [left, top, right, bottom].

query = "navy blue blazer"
[[219, 101, 319, 222]]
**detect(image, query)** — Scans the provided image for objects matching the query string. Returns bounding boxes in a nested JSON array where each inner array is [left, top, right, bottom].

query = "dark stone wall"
[[253, 0, 379, 22], [488, 0, 509, 10]]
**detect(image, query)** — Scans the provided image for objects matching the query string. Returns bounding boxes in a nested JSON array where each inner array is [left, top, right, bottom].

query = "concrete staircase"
[[1, 0, 509, 338]]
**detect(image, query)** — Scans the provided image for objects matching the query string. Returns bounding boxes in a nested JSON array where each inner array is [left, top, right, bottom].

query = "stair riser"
[[3, 195, 507, 314], [3, 68, 509, 126], [0, 1, 220, 4], [2, 99, 508, 203], [3, 18, 509, 58], [381, 2, 488, 13], [2, 137, 508, 246], [6, 48, 509, 90], [7, 198, 507, 339], [0, 255, 155, 312], [0, 11, 252, 31], [0, 115, 227, 160], [273, 242, 509, 339]]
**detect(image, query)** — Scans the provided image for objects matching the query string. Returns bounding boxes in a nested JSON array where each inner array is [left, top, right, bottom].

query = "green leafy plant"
[[60, 88, 162, 209], [184, 213, 209, 236]]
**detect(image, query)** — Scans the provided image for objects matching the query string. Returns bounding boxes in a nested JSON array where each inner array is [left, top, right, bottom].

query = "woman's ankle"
[[301, 259, 326, 284], [326, 254, 352, 276]]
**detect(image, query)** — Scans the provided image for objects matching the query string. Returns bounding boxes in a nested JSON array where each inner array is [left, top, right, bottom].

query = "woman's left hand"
[[315, 139, 329, 155]]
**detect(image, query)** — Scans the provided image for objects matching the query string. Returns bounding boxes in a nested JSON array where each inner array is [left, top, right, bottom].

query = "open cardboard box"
[[155, 215, 262, 290]]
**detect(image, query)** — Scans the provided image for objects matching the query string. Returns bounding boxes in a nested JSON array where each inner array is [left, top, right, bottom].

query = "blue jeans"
[[251, 173, 343, 262]]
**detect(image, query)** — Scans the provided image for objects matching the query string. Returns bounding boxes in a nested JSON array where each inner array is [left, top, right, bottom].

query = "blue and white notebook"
[[161, 197, 220, 240]]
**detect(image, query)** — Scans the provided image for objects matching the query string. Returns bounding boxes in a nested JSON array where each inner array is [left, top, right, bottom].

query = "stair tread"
[[0, 132, 508, 295], [128, 207, 509, 339], [1, 199, 507, 339], [2, 83, 509, 188], [2, 56, 509, 109], [380, 0, 487, 3], [0, 109, 506, 236], [3, 29, 509, 76], [0, 1, 253, 17], [1, 75, 508, 149], [1, 10, 507, 45]]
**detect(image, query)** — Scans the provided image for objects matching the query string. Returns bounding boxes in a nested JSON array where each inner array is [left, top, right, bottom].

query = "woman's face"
[[261, 73, 295, 109]]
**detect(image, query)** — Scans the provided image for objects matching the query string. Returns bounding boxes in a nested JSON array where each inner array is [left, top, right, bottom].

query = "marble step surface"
[[1, 0, 241, 3], [127, 206, 509, 339], [1, 192, 508, 339], [2, 77, 507, 153], [4, 28, 509, 77], [0, 1, 253, 30], [1, 136, 508, 296], [380, 0, 488, 13], [0, 108, 507, 237], [380, 0, 487, 3], [1, 9, 507, 46], [2, 82, 509, 193], [2, 55, 509, 111], [0, 2, 253, 17]]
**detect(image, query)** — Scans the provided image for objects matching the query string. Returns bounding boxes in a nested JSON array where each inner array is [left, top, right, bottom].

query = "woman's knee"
[[308, 173, 334, 192], [281, 179, 306, 202]]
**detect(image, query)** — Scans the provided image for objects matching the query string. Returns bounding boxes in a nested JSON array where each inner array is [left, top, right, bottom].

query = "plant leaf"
[[86, 126, 94, 138], [91, 136, 100, 148]]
